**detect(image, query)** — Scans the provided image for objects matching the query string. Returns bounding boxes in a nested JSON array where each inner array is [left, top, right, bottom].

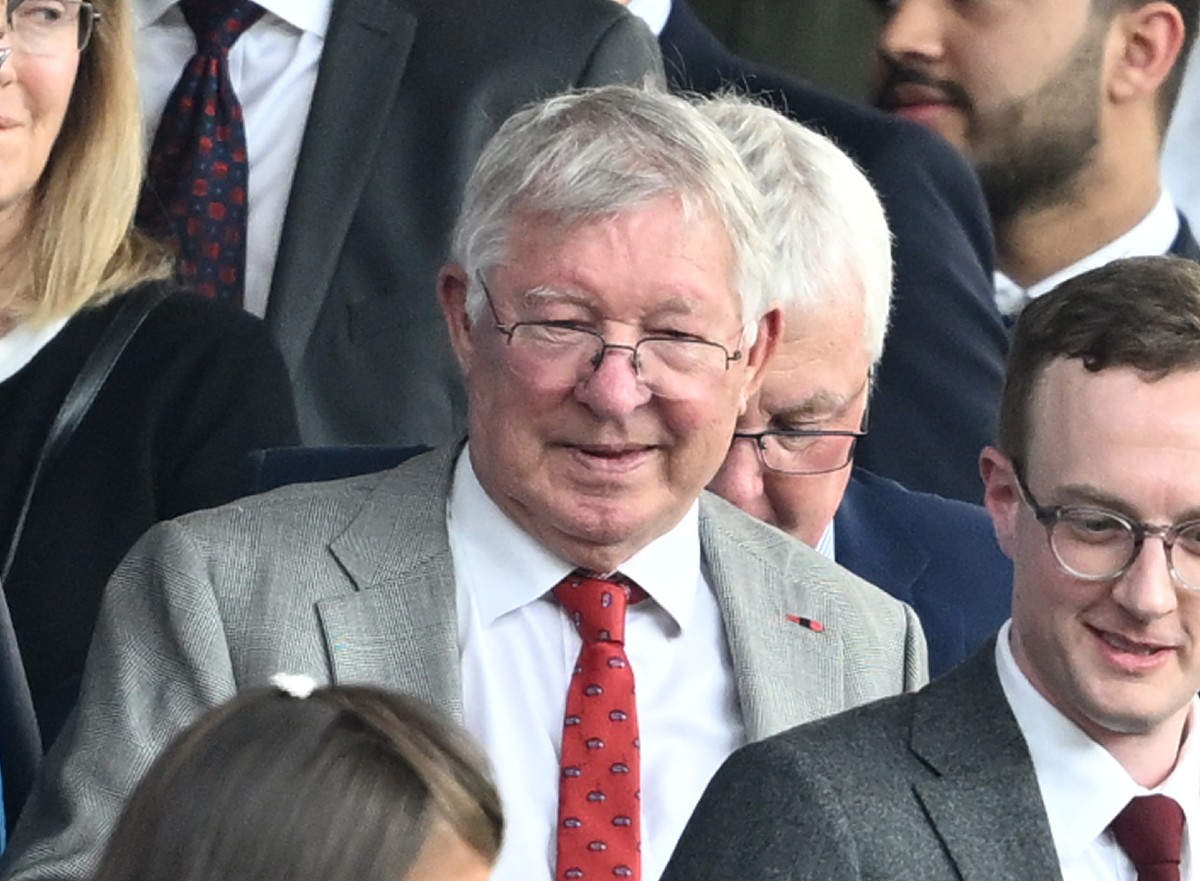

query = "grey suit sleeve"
[[577, 11, 665, 90], [902, 603, 930, 692], [661, 738, 864, 881], [0, 522, 239, 881]]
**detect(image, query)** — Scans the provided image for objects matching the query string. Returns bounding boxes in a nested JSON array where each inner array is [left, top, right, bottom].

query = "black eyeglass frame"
[[476, 273, 745, 375], [6, 0, 101, 53], [1012, 459, 1200, 590]]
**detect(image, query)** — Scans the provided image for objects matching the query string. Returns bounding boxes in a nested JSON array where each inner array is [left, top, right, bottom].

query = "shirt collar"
[[814, 520, 836, 562], [447, 445, 702, 631], [624, 0, 672, 37], [995, 621, 1200, 868], [994, 189, 1180, 317], [135, 0, 333, 37]]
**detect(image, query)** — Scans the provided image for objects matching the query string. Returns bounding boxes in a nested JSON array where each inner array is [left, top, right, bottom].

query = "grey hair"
[[697, 94, 893, 363], [450, 85, 775, 341]]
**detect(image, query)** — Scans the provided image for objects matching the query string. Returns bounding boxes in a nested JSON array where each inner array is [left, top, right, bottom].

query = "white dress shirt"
[[1164, 42, 1200, 230], [994, 189, 1181, 317], [448, 448, 745, 881], [135, 0, 333, 317], [996, 622, 1200, 880], [624, 0, 671, 37], [0, 318, 68, 384]]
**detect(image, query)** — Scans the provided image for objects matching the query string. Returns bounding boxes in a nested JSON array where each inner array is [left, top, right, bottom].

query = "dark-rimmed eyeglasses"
[[1013, 461, 1200, 591], [2, 0, 100, 59], [478, 273, 744, 401], [731, 386, 870, 476]]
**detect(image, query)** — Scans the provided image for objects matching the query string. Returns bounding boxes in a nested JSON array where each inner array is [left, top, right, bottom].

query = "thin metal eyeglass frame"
[[1012, 459, 1200, 590], [732, 377, 872, 476], [4, 0, 100, 54], [476, 273, 744, 380]]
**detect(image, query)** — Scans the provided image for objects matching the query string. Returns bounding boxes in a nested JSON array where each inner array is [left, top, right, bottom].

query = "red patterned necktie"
[[1110, 794, 1186, 881], [552, 572, 644, 881], [137, 0, 264, 305]]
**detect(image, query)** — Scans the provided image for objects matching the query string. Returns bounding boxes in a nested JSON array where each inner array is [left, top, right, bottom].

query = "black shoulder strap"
[[0, 284, 169, 821]]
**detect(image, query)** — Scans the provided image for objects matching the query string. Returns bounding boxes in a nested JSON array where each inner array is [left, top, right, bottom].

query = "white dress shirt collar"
[[624, 0, 672, 37], [995, 621, 1200, 873], [135, 0, 333, 37], [994, 189, 1181, 317], [814, 520, 836, 562], [447, 445, 701, 632]]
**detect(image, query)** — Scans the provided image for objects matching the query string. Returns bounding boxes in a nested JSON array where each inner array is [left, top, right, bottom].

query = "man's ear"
[[1105, 2, 1186, 108], [980, 446, 1020, 560], [738, 307, 783, 414], [438, 262, 476, 374]]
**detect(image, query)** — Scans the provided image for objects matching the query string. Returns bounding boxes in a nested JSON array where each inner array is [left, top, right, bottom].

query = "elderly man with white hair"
[[701, 96, 1012, 677]]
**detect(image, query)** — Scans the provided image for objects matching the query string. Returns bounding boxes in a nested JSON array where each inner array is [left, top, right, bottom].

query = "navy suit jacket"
[[660, 1, 1008, 504], [835, 469, 1012, 677], [1170, 213, 1200, 262]]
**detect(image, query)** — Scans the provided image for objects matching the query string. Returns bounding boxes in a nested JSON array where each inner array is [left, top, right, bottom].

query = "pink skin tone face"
[[439, 194, 780, 573], [708, 299, 871, 548], [982, 361, 1200, 782], [0, 0, 80, 251]]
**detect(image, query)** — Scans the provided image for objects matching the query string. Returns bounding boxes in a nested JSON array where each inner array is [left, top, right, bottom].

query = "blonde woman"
[[0, 0, 298, 764]]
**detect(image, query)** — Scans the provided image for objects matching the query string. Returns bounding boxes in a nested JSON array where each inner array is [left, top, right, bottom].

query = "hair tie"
[[269, 673, 318, 699]]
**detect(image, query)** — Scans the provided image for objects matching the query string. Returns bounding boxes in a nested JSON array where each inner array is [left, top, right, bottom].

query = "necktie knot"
[[553, 573, 639, 645], [1111, 794, 1186, 881], [180, 0, 264, 51]]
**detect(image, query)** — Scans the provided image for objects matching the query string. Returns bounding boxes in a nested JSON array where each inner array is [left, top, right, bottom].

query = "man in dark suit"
[[700, 97, 1010, 678], [617, 0, 1008, 503], [135, 0, 662, 446], [873, 0, 1200, 318], [663, 255, 1200, 880]]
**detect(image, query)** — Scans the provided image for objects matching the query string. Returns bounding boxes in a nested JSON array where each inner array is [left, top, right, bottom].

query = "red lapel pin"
[[786, 614, 825, 633]]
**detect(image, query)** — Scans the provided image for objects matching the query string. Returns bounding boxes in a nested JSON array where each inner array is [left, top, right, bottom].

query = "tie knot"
[[1111, 795, 1186, 875], [553, 572, 641, 645], [180, 0, 264, 50]]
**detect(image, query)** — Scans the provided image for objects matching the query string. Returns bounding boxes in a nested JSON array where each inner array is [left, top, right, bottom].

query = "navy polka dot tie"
[[553, 572, 644, 881], [138, 0, 264, 305], [1110, 794, 1186, 881]]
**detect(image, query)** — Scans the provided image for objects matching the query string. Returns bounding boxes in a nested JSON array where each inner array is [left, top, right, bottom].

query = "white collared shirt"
[[449, 447, 744, 881], [994, 189, 1181, 317], [815, 519, 836, 562], [624, 0, 671, 36], [0, 318, 68, 384], [135, 0, 333, 317], [995, 622, 1200, 880]]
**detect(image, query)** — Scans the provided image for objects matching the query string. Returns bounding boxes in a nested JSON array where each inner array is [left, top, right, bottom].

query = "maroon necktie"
[[553, 572, 644, 881], [1110, 794, 1186, 881], [138, 0, 264, 305]]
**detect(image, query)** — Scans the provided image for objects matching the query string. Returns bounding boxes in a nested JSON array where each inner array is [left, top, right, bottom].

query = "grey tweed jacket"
[[660, 640, 1060, 881], [1, 444, 926, 880]]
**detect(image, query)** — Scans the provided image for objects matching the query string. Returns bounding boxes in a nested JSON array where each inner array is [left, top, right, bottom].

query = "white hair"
[[449, 85, 775, 341], [697, 94, 893, 363]]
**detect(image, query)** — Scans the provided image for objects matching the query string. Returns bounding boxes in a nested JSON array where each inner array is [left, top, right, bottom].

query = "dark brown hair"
[[999, 255, 1200, 465], [91, 685, 503, 881]]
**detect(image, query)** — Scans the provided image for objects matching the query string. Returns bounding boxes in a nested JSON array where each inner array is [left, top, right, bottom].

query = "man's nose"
[[879, 0, 947, 63], [573, 344, 653, 418], [1111, 535, 1180, 623], [709, 437, 771, 521]]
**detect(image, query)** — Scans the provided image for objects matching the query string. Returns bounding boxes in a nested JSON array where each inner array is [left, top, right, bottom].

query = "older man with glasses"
[[700, 96, 1011, 678], [1, 86, 925, 881], [664, 254, 1200, 881]]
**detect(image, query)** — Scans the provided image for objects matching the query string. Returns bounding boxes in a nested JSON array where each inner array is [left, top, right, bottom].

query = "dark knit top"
[[0, 283, 299, 742]]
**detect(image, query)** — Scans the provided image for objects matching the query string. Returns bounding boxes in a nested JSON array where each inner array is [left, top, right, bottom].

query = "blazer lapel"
[[910, 648, 1062, 881], [317, 444, 465, 720], [700, 494, 849, 741], [266, 0, 418, 374]]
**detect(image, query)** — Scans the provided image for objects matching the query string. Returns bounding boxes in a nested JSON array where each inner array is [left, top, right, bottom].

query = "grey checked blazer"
[[0, 445, 925, 880], [661, 641, 1060, 881]]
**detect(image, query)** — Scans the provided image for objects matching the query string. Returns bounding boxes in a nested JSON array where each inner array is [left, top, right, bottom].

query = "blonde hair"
[[13, 0, 170, 327]]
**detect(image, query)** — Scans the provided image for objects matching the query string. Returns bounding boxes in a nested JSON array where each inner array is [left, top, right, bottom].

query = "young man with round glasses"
[[700, 96, 1011, 678], [663, 254, 1200, 880]]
